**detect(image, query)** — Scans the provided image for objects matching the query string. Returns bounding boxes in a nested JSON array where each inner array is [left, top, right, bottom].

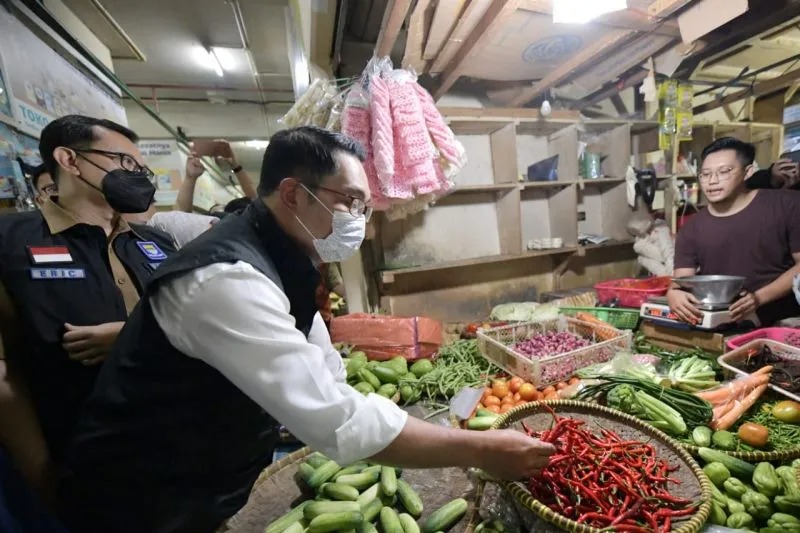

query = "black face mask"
[[100, 168, 156, 213]]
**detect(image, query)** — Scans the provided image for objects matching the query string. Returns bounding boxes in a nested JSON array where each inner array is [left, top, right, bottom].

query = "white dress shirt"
[[150, 260, 408, 465], [147, 211, 217, 249]]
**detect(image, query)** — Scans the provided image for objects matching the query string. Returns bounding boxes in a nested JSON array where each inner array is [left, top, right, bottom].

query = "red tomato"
[[492, 380, 510, 399], [518, 383, 537, 401], [509, 377, 524, 394]]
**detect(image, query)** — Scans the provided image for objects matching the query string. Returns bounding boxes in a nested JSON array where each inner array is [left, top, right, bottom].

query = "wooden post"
[[375, 0, 414, 58]]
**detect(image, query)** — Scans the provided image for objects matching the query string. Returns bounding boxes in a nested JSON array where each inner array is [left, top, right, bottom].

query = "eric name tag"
[[30, 268, 86, 280]]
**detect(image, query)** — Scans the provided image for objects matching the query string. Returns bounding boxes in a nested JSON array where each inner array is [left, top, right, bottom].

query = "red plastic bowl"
[[726, 327, 800, 351], [594, 276, 672, 309]]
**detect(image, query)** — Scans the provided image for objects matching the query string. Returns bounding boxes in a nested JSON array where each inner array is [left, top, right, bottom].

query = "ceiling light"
[[244, 140, 269, 150], [210, 47, 238, 71], [553, 0, 627, 24], [207, 47, 224, 77]]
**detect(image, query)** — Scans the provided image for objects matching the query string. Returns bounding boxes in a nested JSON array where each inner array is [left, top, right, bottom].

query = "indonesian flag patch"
[[27, 246, 73, 264]]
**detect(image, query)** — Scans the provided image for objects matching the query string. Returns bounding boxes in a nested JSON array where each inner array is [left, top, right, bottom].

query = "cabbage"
[[489, 302, 559, 322]]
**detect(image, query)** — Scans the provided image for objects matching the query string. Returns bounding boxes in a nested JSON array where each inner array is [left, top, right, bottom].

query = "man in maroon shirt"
[[668, 137, 800, 326]]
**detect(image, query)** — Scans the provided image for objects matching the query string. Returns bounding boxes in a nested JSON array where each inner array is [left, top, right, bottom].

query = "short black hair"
[[701, 137, 756, 168], [39, 114, 139, 183], [224, 196, 251, 213], [31, 164, 49, 191], [257, 126, 366, 196]]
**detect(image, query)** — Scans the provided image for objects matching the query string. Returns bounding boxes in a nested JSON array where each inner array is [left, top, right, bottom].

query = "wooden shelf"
[[580, 177, 627, 185], [380, 247, 579, 284], [581, 238, 635, 251], [449, 183, 518, 193], [521, 180, 577, 189]]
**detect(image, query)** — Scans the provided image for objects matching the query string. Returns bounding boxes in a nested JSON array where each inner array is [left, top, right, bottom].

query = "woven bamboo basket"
[[490, 400, 713, 533], [679, 441, 800, 462], [221, 447, 484, 533]]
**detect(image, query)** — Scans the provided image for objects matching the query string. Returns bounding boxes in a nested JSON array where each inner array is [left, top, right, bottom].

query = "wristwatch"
[[231, 165, 243, 173]]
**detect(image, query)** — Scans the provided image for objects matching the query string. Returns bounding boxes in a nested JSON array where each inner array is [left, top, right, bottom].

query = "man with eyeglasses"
[[0, 115, 176, 503], [30, 164, 56, 207], [61, 126, 554, 533], [668, 137, 800, 326]]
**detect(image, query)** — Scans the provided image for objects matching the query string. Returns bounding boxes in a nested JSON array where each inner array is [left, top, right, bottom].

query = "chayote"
[[754, 462, 782, 499], [728, 512, 755, 530], [725, 477, 750, 499], [742, 490, 774, 522], [704, 462, 732, 487]]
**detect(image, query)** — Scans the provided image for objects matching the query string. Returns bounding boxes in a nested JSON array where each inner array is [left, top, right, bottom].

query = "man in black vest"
[[0, 115, 176, 502], [62, 126, 554, 533]]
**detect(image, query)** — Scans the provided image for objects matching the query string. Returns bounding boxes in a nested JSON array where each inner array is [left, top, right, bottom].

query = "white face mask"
[[793, 274, 800, 305], [295, 186, 366, 263]]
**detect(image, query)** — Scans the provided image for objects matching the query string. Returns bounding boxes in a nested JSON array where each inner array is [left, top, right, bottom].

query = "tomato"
[[492, 380, 510, 399], [737, 422, 769, 448], [501, 395, 515, 406], [542, 386, 556, 396], [531, 390, 543, 401], [484, 395, 501, 406], [465, 324, 479, 334], [513, 392, 522, 402], [484, 404, 501, 414], [555, 382, 568, 390], [514, 400, 528, 407], [499, 403, 514, 414], [569, 377, 581, 385], [509, 377, 524, 394], [481, 387, 493, 401], [543, 392, 559, 401], [772, 400, 800, 424], [518, 383, 537, 401]]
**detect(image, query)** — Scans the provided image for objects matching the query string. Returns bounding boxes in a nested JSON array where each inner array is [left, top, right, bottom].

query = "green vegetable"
[[742, 401, 800, 451], [704, 462, 731, 487], [361, 498, 383, 523], [710, 482, 728, 508], [727, 496, 746, 515], [347, 358, 367, 377], [776, 466, 800, 497], [353, 382, 375, 395], [667, 356, 719, 392], [306, 460, 342, 489], [298, 462, 316, 484], [421, 498, 468, 533], [398, 513, 421, 533], [336, 469, 381, 491], [333, 463, 369, 481], [265, 502, 311, 533], [282, 521, 305, 533], [753, 462, 782, 498], [306, 452, 331, 469], [377, 384, 398, 399], [466, 416, 500, 431], [774, 495, 800, 515], [358, 368, 382, 390], [321, 483, 360, 502], [709, 501, 728, 526], [409, 359, 434, 378], [399, 384, 420, 404], [692, 426, 713, 447], [698, 448, 757, 479], [410, 340, 501, 401], [350, 351, 368, 363], [397, 479, 423, 518], [578, 375, 712, 428], [772, 401, 800, 424], [727, 512, 755, 530], [767, 513, 800, 533], [724, 478, 749, 499], [372, 366, 400, 385], [380, 507, 404, 533], [742, 490, 774, 521], [712, 430, 737, 450], [384, 356, 409, 376], [381, 466, 398, 497], [605, 384, 687, 435], [357, 523, 378, 533], [304, 501, 361, 521], [307, 511, 364, 533], [357, 483, 380, 507]]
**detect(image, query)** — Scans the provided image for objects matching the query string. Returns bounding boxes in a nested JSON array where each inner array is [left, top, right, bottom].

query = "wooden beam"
[[402, 0, 435, 72], [580, 70, 650, 109], [375, 0, 413, 57], [430, 0, 493, 73], [438, 106, 581, 121], [785, 81, 800, 104], [648, 0, 695, 18], [610, 94, 629, 116], [507, 30, 632, 107], [432, 0, 523, 100], [721, 103, 737, 122], [693, 67, 800, 114]]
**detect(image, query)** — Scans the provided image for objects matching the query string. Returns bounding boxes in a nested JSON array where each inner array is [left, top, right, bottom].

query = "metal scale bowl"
[[640, 275, 747, 330]]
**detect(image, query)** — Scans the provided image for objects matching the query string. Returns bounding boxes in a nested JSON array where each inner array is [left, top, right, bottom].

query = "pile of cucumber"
[[344, 352, 434, 405], [266, 452, 468, 533]]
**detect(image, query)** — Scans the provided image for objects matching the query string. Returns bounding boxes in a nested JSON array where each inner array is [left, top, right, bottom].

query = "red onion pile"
[[512, 331, 591, 359]]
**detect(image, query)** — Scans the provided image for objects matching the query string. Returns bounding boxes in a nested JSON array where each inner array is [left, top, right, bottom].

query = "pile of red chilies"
[[522, 413, 699, 533]]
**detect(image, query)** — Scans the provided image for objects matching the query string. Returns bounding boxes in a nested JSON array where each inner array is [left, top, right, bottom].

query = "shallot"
[[513, 332, 590, 359]]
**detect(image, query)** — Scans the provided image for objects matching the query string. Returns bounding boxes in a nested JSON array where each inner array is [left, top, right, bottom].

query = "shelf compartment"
[[578, 181, 631, 242], [520, 183, 578, 249]]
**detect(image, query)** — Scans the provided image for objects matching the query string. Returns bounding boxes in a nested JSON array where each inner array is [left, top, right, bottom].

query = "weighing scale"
[[640, 296, 734, 331]]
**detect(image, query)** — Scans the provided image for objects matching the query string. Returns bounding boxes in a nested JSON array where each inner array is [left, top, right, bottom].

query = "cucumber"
[[265, 502, 310, 533], [475, 408, 496, 418], [399, 513, 421, 533], [692, 426, 712, 447], [337, 469, 381, 491], [321, 482, 360, 501], [297, 463, 316, 483], [307, 511, 364, 533], [357, 483, 380, 507], [333, 462, 369, 481], [372, 366, 400, 384], [381, 466, 398, 497], [397, 479, 424, 518], [421, 499, 468, 533], [466, 416, 499, 431], [358, 369, 381, 390], [306, 460, 342, 489], [711, 430, 736, 451], [698, 448, 756, 480], [306, 452, 331, 469], [380, 507, 404, 533], [361, 497, 383, 523], [282, 522, 306, 533], [357, 522, 378, 533], [304, 501, 361, 521]]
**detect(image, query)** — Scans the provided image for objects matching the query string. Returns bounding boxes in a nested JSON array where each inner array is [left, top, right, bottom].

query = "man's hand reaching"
[[771, 159, 800, 189], [62, 321, 125, 365]]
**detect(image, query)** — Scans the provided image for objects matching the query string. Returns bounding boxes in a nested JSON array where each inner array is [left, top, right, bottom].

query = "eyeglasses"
[[698, 166, 740, 182], [73, 148, 154, 178], [40, 184, 57, 196], [315, 185, 373, 221]]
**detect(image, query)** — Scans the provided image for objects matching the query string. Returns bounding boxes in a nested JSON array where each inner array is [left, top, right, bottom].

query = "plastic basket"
[[594, 276, 671, 308], [726, 327, 800, 351], [476, 316, 631, 387], [558, 306, 640, 329], [718, 339, 800, 403]]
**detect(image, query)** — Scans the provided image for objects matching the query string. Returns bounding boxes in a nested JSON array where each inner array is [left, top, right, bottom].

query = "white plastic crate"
[[718, 339, 800, 403], [476, 316, 631, 386]]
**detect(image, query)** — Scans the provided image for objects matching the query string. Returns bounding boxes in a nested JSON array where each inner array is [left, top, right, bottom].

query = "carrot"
[[712, 383, 769, 431], [574, 312, 617, 342], [695, 370, 772, 404], [712, 401, 735, 421]]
